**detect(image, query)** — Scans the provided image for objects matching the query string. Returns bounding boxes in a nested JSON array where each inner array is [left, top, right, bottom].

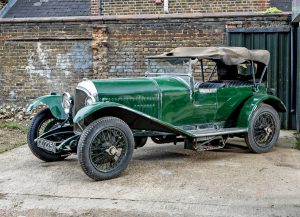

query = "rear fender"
[[27, 95, 67, 120], [73, 102, 193, 137], [237, 95, 286, 128]]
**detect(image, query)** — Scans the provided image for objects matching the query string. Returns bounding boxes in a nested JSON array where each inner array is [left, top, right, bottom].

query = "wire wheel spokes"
[[89, 127, 128, 173], [37, 118, 57, 137], [253, 112, 276, 147]]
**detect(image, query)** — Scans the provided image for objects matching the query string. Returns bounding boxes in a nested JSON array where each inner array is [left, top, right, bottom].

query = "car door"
[[193, 84, 218, 124], [215, 84, 253, 124]]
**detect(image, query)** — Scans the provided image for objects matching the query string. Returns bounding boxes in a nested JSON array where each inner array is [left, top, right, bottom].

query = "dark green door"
[[194, 88, 217, 124]]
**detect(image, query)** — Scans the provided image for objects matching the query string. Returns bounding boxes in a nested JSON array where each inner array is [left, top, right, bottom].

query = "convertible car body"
[[27, 47, 286, 180]]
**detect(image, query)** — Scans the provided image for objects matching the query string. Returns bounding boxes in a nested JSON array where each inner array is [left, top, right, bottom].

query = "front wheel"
[[78, 117, 134, 181], [245, 104, 280, 153], [27, 108, 68, 162]]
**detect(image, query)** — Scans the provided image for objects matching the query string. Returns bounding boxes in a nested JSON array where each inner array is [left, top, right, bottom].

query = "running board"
[[187, 127, 248, 138]]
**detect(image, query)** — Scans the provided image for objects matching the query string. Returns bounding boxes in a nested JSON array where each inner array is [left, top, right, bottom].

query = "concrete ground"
[[0, 131, 299, 217]]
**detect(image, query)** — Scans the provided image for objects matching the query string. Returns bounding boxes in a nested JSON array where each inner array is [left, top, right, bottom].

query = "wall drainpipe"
[[99, 0, 102, 15], [296, 23, 300, 132], [164, 0, 169, 14], [291, 23, 300, 131], [291, 24, 295, 114]]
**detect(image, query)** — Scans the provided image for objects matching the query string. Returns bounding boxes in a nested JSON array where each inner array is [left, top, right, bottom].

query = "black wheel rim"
[[89, 127, 128, 173], [37, 118, 56, 137], [35, 117, 63, 154], [253, 112, 276, 147]]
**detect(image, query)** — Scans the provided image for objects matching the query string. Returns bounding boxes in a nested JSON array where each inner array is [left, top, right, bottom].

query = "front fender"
[[27, 95, 67, 120], [73, 102, 194, 137], [73, 102, 135, 124], [237, 94, 286, 128]]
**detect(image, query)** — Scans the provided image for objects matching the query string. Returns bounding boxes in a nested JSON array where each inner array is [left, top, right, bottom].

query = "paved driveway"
[[0, 133, 300, 217]]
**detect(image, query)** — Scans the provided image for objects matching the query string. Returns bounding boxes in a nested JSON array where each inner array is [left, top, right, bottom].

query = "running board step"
[[187, 127, 248, 138]]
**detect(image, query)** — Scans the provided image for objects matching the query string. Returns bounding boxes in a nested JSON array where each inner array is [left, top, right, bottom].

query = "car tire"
[[78, 117, 134, 181], [27, 108, 68, 162], [245, 103, 280, 153], [134, 136, 147, 149]]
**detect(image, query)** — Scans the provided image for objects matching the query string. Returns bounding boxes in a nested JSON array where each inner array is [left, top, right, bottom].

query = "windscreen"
[[147, 58, 192, 76]]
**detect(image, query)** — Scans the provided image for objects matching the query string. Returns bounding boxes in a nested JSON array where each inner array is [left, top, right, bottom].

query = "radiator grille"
[[74, 89, 88, 115]]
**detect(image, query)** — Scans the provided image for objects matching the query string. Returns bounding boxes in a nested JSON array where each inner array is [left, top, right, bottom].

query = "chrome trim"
[[76, 80, 98, 100], [146, 57, 193, 77], [173, 76, 192, 89], [85, 95, 96, 106], [187, 128, 248, 137], [74, 80, 98, 115], [146, 77, 162, 120], [61, 92, 72, 114], [173, 76, 194, 100]]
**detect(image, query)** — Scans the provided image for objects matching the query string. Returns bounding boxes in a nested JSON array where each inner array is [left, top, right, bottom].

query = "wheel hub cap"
[[106, 146, 118, 156]]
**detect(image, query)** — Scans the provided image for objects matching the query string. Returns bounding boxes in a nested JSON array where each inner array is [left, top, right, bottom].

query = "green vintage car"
[[27, 47, 286, 180]]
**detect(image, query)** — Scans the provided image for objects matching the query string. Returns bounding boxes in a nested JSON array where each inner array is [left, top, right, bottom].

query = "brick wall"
[[1, 0, 292, 18], [104, 14, 290, 80], [101, 0, 270, 15], [91, 0, 100, 15], [0, 21, 94, 104], [0, 13, 291, 105]]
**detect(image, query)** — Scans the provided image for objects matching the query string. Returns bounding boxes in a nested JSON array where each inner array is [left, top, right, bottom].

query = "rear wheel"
[[27, 108, 68, 162], [245, 104, 280, 153], [78, 117, 134, 181]]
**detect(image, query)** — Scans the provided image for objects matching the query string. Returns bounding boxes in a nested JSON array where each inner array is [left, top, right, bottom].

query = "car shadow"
[[133, 142, 251, 162], [134, 151, 191, 161], [38, 143, 251, 166], [214, 143, 249, 153]]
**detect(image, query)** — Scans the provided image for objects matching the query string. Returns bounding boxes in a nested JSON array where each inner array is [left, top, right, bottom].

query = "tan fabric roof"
[[151, 47, 270, 65]]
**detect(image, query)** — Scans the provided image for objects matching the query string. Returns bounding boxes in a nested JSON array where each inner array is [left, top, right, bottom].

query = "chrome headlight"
[[85, 95, 96, 106], [61, 92, 72, 114]]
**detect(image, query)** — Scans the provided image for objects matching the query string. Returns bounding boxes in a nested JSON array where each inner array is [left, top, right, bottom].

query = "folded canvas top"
[[149, 47, 270, 66]]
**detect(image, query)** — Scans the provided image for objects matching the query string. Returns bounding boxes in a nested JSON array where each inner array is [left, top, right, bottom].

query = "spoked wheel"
[[78, 117, 134, 181], [27, 108, 69, 162], [245, 104, 280, 153]]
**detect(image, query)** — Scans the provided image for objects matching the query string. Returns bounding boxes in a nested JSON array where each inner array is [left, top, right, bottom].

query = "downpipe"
[[164, 0, 169, 14], [291, 24, 296, 114]]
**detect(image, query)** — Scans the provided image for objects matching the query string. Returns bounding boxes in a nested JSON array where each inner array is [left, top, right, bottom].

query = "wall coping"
[[0, 12, 292, 23]]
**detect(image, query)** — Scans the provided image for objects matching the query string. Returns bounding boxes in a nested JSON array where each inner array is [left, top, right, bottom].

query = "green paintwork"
[[73, 101, 195, 137], [29, 75, 286, 140], [27, 50, 288, 159], [27, 95, 67, 120], [237, 94, 287, 128], [91, 77, 219, 126], [93, 78, 160, 119], [193, 87, 217, 123], [215, 86, 253, 122], [73, 76, 286, 137]]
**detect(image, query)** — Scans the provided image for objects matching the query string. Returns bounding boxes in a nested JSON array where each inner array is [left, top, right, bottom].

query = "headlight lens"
[[61, 92, 72, 114], [85, 96, 95, 106]]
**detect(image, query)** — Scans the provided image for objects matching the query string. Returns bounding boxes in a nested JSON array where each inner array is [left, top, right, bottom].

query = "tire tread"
[[27, 108, 67, 162], [78, 116, 134, 181]]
